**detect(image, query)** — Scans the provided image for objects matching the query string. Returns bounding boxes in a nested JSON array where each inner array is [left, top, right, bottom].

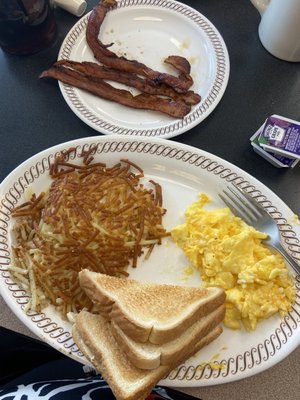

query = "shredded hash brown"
[[10, 147, 169, 317]]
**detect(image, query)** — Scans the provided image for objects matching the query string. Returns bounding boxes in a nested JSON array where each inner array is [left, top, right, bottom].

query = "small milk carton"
[[250, 115, 300, 168], [258, 115, 300, 159]]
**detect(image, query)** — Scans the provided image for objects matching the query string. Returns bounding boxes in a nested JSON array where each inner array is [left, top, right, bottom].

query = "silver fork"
[[219, 186, 300, 275]]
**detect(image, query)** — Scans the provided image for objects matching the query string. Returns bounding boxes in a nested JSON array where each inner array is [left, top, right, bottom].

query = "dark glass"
[[0, 0, 57, 55]]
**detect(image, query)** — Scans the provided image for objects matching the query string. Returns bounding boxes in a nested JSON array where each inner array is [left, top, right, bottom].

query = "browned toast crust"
[[79, 270, 225, 344]]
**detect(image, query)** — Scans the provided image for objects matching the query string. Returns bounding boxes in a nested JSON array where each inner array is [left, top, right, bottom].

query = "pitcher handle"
[[250, 0, 270, 15]]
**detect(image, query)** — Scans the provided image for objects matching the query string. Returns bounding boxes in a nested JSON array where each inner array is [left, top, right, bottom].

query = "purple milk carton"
[[258, 115, 300, 159], [250, 119, 299, 168], [250, 125, 299, 168]]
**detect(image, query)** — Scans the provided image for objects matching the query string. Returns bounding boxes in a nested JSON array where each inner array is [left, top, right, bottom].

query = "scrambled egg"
[[171, 193, 296, 331]]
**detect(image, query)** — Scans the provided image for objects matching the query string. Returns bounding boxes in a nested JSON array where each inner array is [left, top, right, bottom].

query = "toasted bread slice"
[[111, 305, 225, 370], [79, 270, 225, 344], [72, 311, 222, 400]]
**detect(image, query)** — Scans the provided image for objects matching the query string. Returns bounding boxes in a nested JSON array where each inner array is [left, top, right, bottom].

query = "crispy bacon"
[[86, 0, 193, 93], [40, 0, 201, 118], [40, 65, 191, 118], [56, 59, 201, 106]]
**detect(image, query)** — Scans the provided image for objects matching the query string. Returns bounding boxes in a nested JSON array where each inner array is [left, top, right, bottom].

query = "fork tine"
[[218, 192, 250, 222], [231, 185, 269, 217], [227, 186, 263, 219], [219, 190, 257, 225]]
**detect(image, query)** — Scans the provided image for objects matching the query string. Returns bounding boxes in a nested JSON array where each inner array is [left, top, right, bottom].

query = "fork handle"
[[275, 243, 300, 275]]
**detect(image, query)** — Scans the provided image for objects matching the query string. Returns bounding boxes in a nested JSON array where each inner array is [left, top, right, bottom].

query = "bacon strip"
[[56, 59, 201, 106], [86, 0, 193, 93], [40, 65, 191, 118]]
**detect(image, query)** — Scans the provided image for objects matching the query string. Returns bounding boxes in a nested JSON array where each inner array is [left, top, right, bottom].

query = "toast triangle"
[[79, 270, 225, 344], [111, 305, 225, 369], [72, 311, 223, 400]]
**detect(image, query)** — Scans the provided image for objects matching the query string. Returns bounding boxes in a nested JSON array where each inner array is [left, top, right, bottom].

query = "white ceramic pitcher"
[[250, 0, 300, 62]]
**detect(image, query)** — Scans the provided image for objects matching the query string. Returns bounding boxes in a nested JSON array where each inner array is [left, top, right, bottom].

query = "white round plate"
[[0, 136, 299, 387], [58, 0, 229, 138]]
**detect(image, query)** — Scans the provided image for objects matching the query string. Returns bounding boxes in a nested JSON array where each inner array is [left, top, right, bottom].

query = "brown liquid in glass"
[[0, 0, 57, 55]]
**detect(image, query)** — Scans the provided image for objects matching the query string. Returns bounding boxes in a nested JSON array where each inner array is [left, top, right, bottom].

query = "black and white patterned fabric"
[[0, 378, 184, 400], [0, 378, 111, 400], [0, 327, 198, 400]]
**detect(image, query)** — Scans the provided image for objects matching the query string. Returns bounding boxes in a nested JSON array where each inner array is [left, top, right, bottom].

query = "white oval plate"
[[57, 0, 229, 138], [0, 136, 299, 387]]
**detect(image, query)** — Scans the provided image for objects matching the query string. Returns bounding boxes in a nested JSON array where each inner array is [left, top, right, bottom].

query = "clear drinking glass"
[[0, 0, 57, 55]]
